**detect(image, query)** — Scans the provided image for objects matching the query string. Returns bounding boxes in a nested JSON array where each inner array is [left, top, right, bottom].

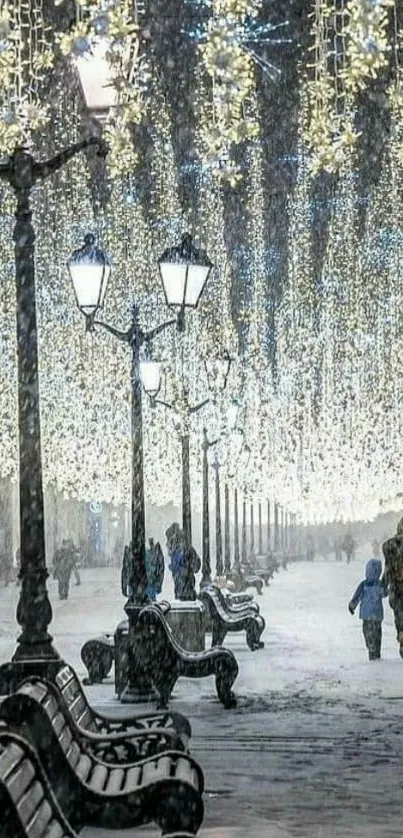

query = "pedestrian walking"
[[53, 539, 77, 600], [144, 537, 165, 601], [66, 539, 81, 585], [348, 558, 388, 660], [342, 532, 355, 564], [382, 519, 403, 658]]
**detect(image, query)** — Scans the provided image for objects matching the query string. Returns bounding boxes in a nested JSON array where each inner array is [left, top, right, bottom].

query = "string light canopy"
[[158, 233, 213, 329], [67, 234, 111, 322]]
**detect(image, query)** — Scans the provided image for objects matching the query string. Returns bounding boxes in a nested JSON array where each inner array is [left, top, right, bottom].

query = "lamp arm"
[[35, 138, 107, 180], [144, 318, 177, 343], [189, 398, 209, 414], [153, 398, 173, 409], [92, 319, 130, 343]]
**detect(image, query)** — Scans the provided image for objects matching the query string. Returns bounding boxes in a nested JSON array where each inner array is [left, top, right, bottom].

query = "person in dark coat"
[[382, 519, 403, 658], [349, 558, 388, 660], [144, 538, 165, 601], [342, 532, 355, 564], [165, 523, 200, 600], [53, 539, 77, 600]]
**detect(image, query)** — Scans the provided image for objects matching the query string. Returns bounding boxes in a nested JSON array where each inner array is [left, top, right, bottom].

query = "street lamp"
[[0, 138, 107, 695], [69, 243, 179, 701], [158, 233, 213, 331], [142, 378, 209, 558], [201, 427, 218, 589], [140, 359, 162, 402], [67, 234, 111, 321], [274, 502, 280, 552]]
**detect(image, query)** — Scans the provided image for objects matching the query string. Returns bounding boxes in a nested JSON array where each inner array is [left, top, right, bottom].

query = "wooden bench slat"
[[7, 758, 36, 801], [44, 822, 65, 838], [123, 765, 141, 791], [105, 768, 125, 794], [65, 742, 80, 771], [44, 821, 65, 838], [26, 798, 53, 838], [89, 763, 109, 791], [0, 742, 24, 779], [17, 779, 45, 826], [74, 754, 92, 783]]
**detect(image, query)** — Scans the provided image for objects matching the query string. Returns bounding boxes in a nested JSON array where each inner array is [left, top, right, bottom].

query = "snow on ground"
[[1, 556, 403, 837]]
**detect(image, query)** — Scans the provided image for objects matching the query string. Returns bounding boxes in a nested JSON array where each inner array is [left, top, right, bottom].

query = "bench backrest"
[[0, 729, 76, 838], [54, 666, 98, 733], [201, 588, 235, 622], [137, 606, 182, 663]]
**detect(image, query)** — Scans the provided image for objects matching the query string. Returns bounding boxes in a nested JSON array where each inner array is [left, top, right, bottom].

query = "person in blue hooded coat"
[[348, 558, 388, 660]]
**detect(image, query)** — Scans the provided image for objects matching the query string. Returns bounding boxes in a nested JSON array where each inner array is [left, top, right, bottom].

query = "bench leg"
[[154, 672, 177, 710], [155, 784, 203, 835], [211, 621, 227, 648], [246, 621, 265, 652], [215, 667, 237, 708]]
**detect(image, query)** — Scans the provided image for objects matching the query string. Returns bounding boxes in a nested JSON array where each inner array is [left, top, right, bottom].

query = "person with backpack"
[[348, 558, 388, 660]]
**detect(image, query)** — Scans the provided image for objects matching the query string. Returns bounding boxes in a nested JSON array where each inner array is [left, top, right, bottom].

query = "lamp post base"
[[121, 601, 156, 704], [0, 657, 64, 696]]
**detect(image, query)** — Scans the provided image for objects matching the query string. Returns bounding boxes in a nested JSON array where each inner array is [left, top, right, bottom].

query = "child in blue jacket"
[[348, 558, 388, 660]]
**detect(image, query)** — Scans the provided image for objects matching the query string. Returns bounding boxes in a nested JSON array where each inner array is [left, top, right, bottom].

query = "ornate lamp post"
[[201, 427, 218, 589], [212, 454, 223, 578], [258, 502, 263, 554], [274, 502, 280, 552], [267, 500, 271, 553], [250, 502, 255, 557], [241, 499, 247, 564], [142, 379, 208, 555], [234, 487, 240, 572], [0, 138, 106, 695], [69, 231, 211, 699], [224, 483, 231, 575]]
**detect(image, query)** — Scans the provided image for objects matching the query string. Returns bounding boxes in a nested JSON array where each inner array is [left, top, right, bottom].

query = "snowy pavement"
[[1, 558, 403, 837]]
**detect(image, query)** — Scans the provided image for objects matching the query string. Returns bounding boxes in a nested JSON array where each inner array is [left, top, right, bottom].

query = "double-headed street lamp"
[[68, 232, 212, 699], [0, 139, 106, 694]]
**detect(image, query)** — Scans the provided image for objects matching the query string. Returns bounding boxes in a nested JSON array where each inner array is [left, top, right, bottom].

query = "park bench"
[[199, 588, 265, 651], [53, 664, 191, 748], [0, 682, 204, 834], [16, 677, 187, 764], [214, 586, 260, 617], [0, 727, 198, 838], [227, 568, 264, 596], [248, 554, 276, 586], [133, 605, 239, 709], [80, 634, 114, 684]]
